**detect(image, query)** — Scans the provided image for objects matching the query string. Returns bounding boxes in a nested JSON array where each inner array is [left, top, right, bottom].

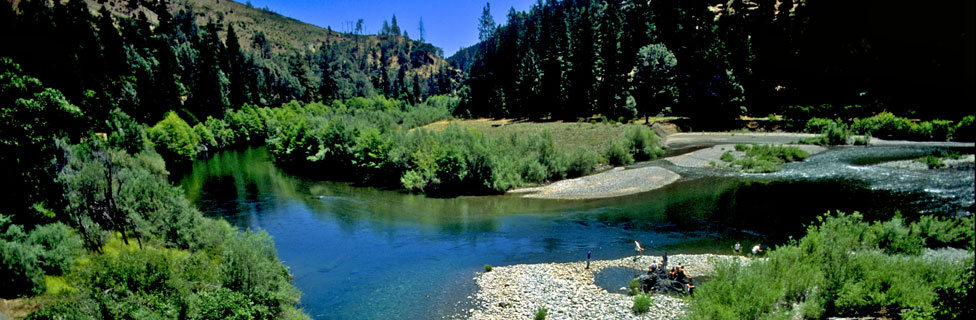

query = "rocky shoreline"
[[874, 154, 975, 170], [462, 254, 752, 320]]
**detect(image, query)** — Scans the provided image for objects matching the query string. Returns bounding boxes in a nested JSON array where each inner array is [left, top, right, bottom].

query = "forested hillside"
[[455, 0, 975, 127], [1, 0, 457, 127]]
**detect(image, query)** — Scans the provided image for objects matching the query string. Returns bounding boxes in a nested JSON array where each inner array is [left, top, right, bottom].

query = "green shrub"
[[534, 307, 548, 320], [725, 145, 809, 173], [720, 151, 735, 163], [685, 212, 975, 320], [27, 223, 83, 275], [484, 264, 493, 272], [0, 238, 45, 298], [916, 155, 945, 169], [605, 140, 634, 166], [822, 121, 852, 145], [803, 121, 852, 146], [632, 294, 651, 314], [628, 278, 642, 296], [193, 122, 218, 150], [148, 112, 201, 162], [567, 147, 598, 177], [915, 215, 975, 250], [625, 126, 664, 161], [804, 117, 841, 133], [953, 115, 973, 141]]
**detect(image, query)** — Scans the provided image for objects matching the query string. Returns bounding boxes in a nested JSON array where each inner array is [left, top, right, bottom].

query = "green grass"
[[628, 278, 643, 296], [633, 294, 652, 314], [534, 307, 548, 320], [419, 119, 651, 155], [718, 144, 810, 173], [916, 150, 963, 169]]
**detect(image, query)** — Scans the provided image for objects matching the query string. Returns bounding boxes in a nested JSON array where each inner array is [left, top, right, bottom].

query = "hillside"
[[2, 0, 458, 126]]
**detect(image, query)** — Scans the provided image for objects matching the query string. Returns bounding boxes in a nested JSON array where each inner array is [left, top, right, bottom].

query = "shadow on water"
[[594, 266, 642, 294], [177, 145, 972, 319]]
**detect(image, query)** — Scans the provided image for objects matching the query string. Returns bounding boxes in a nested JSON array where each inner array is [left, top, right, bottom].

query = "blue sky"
[[243, 0, 537, 56]]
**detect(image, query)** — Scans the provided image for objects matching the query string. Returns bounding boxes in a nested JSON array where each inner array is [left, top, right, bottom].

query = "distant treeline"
[[455, 0, 975, 126], [0, 0, 454, 130]]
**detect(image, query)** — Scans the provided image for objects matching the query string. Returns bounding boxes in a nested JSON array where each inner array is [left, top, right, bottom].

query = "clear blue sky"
[[243, 0, 536, 56]]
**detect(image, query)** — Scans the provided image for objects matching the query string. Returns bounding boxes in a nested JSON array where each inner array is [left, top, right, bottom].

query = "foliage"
[[801, 118, 851, 145], [27, 223, 83, 275], [0, 58, 84, 215], [684, 212, 975, 320], [917, 155, 945, 169], [720, 144, 809, 173], [954, 115, 973, 141], [1, 0, 453, 125], [633, 294, 651, 314], [534, 306, 548, 320], [148, 112, 201, 162], [1, 220, 83, 298], [484, 264, 492, 272], [625, 126, 665, 161], [628, 278, 642, 296], [456, 0, 972, 125], [0, 234, 46, 298], [566, 147, 599, 178], [604, 140, 634, 166]]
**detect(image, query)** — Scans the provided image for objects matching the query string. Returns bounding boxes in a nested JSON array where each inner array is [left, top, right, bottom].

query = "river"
[[178, 145, 972, 319]]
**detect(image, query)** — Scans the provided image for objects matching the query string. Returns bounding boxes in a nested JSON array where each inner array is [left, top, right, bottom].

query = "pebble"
[[456, 254, 753, 320]]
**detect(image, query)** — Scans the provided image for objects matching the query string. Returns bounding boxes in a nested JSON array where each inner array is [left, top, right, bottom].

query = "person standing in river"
[[586, 249, 591, 269], [662, 251, 669, 268], [634, 240, 644, 261]]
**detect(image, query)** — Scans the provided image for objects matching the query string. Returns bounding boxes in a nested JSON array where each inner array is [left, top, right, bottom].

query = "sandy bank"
[[511, 166, 680, 200], [464, 254, 752, 320]]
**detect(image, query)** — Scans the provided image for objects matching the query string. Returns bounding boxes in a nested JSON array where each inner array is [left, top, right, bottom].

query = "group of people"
[[733, 241, 765, 256], [647, 260, 695, 295]]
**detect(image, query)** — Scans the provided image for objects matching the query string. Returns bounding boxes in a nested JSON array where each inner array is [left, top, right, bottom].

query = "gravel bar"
[[462, 254, 752, 320], [512, 167, 680, 200]]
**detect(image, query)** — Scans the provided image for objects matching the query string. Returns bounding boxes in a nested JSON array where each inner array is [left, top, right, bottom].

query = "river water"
[[178, 145, 972, 319]]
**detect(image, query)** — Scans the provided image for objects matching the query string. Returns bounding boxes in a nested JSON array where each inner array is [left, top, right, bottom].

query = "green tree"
[[148, 112, 201, 162], [633, 43, 678, 122]]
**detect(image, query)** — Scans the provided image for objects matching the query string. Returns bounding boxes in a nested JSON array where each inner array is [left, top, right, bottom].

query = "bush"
[[534, 307, 548, 320], [484, 264, 493, 272], [953, 115, 973, 141], [148, 112, 201, 162], [632, 294, 651, 314], [605, 140, 634, 166], [0, 238, 45, 298], [685, 212, 975, 320], [27, 223, 83, 275], [851, 112, 913, 139], [720, 151, 735, 163], [628, 278, 642, 296], [917, 155, 945, 169], [725, 144, 809, 173], [566, 147, 598, 177], [625, 126, 664, 161], [804, 117, 841, 133]]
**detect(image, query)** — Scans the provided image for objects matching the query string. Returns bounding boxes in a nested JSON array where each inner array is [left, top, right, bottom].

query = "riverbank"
[[511, 166, 680, 200], [463, 254, 752, 320]]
